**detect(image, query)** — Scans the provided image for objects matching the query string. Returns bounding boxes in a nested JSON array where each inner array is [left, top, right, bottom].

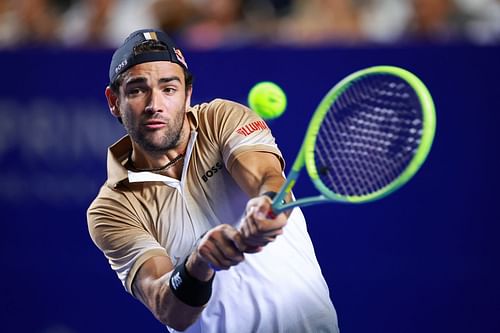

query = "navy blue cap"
[[109, 28, 188, 83]]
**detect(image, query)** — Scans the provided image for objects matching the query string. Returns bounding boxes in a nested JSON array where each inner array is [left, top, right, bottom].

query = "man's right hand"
[[191, 224, 246, 274], [238, 195, 288, 252]]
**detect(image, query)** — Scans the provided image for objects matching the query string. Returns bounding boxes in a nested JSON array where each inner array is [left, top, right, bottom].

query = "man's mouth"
[[144, 120, 166, 129]]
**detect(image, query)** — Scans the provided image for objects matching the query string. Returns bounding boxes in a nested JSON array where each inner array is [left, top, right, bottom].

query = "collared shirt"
[[87, 98, 338, 333]]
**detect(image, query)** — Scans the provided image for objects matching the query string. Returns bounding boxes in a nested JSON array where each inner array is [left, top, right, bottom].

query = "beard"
[[123, 108, 186, 155]]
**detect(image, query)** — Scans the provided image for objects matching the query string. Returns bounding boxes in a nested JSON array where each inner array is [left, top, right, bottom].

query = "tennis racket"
[[271, 65, 436, 214]]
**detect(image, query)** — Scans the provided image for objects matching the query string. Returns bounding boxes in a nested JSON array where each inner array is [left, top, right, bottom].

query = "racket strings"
[[315, 75, 423, 196]]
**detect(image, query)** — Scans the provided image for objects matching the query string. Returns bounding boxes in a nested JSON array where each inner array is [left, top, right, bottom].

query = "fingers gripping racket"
[[271, 66, 436, 214]]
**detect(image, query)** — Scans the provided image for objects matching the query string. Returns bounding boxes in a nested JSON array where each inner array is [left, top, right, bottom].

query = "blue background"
[[1, 43, 499, 332]]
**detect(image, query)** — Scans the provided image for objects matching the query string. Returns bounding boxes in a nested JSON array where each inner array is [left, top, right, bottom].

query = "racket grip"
[[266, 211, 277, 219], [262, 191, 286, 219], [262, 191, 279, 219]]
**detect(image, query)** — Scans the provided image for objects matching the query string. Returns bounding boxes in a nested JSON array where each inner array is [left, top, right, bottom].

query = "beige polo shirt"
[[87, 98, 338, 333], [88, 98, 284, 292]]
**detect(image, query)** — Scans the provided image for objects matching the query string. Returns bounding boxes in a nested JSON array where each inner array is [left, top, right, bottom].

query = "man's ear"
[[105, 86, 121, 119]]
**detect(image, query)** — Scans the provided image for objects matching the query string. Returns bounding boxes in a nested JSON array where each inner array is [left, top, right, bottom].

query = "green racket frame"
[[271, 66, 436, 213]]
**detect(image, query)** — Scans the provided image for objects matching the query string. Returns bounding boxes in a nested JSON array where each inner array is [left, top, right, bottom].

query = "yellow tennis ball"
[[248, 81, 287, 120]]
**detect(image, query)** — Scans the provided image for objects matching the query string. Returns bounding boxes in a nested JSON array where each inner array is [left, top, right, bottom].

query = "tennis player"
[[87, 28, 338, 333]]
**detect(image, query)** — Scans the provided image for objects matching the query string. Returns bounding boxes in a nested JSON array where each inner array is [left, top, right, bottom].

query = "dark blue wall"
[[1, 43, 499, 333]]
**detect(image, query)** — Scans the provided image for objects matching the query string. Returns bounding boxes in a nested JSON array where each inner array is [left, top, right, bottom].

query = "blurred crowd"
[[1, 0, 499, 49]]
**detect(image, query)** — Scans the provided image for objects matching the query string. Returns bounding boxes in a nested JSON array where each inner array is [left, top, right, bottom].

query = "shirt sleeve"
[[87, 186, 169, 294], [207, 99, 285, 172]]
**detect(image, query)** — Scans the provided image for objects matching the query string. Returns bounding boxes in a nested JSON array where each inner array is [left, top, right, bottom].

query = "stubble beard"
[[125, 109, 186, 155]]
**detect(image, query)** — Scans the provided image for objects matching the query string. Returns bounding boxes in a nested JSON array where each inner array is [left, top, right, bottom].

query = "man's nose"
[[145, 89, 163, 113]]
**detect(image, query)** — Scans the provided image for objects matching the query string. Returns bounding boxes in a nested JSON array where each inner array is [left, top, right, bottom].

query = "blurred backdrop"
[[1, 0, 500, 332]]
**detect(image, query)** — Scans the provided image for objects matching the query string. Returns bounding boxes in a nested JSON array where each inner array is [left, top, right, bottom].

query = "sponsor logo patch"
[[236, 120, 268, 136]]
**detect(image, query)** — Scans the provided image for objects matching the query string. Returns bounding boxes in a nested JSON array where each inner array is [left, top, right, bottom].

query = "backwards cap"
[[109, 28, 188, 83]]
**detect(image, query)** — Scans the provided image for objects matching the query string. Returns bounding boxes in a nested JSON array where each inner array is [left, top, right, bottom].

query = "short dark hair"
[[109, 39, 194, 95]]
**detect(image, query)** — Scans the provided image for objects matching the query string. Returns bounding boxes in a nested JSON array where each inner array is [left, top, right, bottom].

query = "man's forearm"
[[132, 254, 214, 331]]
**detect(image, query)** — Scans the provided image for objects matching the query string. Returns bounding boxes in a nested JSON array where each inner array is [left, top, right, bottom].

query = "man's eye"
[[127, 88, 143, 96], [164, 87, 177, 94]]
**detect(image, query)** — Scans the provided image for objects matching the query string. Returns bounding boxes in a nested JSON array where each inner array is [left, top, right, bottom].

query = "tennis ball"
[[247, 81, 287, 120]]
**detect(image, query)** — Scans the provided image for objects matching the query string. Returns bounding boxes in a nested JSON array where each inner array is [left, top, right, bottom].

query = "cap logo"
[[115, 59, 128, 74], [174, 48, 188, 68], [143, 31, 158, 40]]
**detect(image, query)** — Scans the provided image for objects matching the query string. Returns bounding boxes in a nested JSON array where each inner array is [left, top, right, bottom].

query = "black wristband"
[[262, 191, 278, 199], [169, 257, 215, 307]]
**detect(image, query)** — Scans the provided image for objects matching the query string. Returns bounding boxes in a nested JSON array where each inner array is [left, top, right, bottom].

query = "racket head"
[[303, 66, 436, 203]]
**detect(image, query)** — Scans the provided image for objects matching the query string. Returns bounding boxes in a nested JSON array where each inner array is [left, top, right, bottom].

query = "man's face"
[[117, 61, 191, 154]]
